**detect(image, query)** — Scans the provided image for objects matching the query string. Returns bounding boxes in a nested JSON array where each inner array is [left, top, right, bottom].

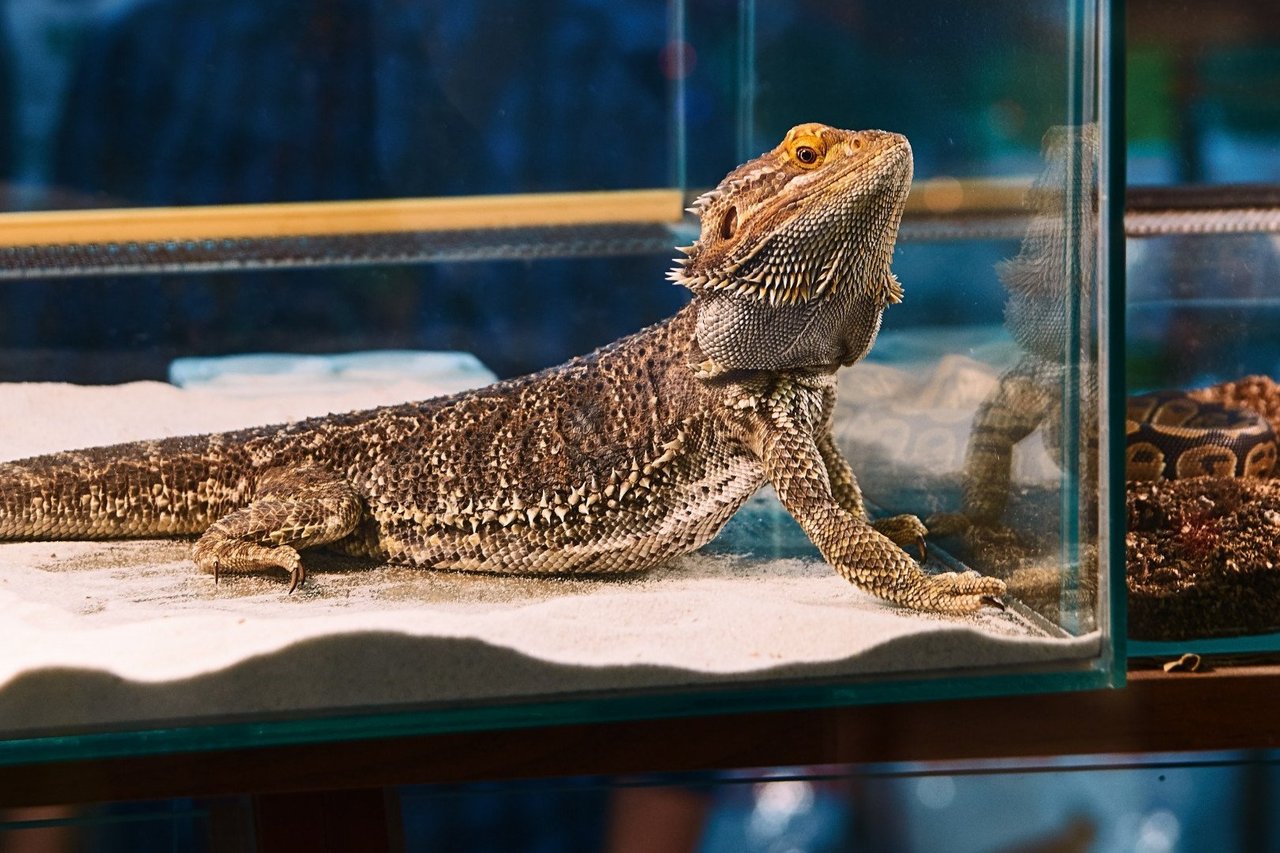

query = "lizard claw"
[[287, 562, 306, 595], [213, 558, 220, 586], [916, 534, 928, 564], [981, 595, 1006, 612]]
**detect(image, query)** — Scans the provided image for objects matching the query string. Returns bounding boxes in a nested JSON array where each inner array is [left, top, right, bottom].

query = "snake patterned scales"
[[1126, 391, 1278, 481]]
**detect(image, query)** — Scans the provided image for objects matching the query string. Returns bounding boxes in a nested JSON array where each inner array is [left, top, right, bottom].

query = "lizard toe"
[[919, 572, 1008, 614], [287, 561, 306, 595]]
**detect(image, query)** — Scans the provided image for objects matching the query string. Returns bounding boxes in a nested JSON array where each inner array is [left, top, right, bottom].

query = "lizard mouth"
[[826, 133, 913, 204]]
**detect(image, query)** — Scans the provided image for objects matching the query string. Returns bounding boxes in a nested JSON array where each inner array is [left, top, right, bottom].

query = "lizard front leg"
[[817, 428, 927, 557], [760, 409, 1005, 614], [193, 465, 365, 592]]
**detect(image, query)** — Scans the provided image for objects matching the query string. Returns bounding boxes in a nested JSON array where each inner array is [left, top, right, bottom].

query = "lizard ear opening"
[[719, 205, 738, 240]]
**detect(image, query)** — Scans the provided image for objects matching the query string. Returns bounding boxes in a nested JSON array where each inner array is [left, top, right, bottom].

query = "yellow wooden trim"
[[0, 189, 686, 248], [0, 179, 1033, 249], [905, 177, 1033, 215]]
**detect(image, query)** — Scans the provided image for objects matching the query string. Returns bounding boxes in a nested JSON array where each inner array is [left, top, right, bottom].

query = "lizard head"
[[669, 123, 914, 372]]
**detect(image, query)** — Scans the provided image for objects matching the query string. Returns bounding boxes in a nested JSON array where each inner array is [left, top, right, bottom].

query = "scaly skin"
[[0, 124, 1005, 612]]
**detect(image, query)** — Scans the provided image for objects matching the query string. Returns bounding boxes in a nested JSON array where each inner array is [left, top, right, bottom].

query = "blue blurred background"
[[3, 752, 1279, 851]]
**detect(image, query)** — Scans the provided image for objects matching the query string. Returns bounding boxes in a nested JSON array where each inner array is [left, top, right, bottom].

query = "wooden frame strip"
[[0, 179, 1037, 250], [0, 189, 686, 249]]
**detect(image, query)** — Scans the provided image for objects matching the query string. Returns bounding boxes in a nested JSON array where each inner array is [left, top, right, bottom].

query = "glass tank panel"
[[0, 0, 1118, 763], [1123, 0, 1280, 653], [1127, 224, 1280, 650]]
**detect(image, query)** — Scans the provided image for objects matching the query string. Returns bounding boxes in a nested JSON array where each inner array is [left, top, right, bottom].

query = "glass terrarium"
[[0, 0, 1120, 764], [1124, 3, 1280, 653]]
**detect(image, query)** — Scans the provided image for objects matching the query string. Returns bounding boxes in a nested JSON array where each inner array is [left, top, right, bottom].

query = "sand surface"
[[0, 355, 1100, 738]]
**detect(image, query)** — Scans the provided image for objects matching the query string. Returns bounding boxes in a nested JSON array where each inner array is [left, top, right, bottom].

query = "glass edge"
[[1104, 0, 1128, 682], [0, 662, 1115, 769]]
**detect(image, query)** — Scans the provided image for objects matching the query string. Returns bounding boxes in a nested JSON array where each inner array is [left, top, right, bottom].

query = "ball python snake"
[[1126, 391, 1278, 480]]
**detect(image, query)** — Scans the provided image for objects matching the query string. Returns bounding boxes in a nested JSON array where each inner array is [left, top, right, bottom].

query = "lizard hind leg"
[[193, 466, 365, 593]]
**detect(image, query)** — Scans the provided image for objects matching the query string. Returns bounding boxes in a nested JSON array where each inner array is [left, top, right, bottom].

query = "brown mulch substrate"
[[1127, 476, 1280, 640], [1127, 375, 1280, 641], [1188, 374, 1280, 434]]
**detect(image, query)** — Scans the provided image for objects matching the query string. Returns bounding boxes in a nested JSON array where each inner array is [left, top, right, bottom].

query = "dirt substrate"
[[1188, 374, 1280, 429], [1127, 476, 1280, 640]]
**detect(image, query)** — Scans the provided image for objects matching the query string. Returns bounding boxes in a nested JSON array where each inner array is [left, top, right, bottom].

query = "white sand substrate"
[[0, 354, 1100, 738]]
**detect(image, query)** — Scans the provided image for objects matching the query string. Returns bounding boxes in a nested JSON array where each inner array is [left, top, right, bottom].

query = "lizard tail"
[[0, 435, 247, 541]]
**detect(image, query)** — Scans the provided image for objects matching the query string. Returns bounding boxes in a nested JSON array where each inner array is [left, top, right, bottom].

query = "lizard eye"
[[788, 135, 826, 168], [719, 205, 738, 239]]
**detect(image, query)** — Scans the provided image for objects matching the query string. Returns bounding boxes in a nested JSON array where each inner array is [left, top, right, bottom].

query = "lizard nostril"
[[852, 135, 864, 150]]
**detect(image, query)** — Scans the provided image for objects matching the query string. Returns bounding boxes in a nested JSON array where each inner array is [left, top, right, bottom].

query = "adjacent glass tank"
[[1124, 1, 1280, 653], [0, 0, 1119, 763]]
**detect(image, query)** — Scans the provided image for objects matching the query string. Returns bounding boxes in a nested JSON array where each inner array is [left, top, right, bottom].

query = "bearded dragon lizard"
[[0, 123, 1006, 613]]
